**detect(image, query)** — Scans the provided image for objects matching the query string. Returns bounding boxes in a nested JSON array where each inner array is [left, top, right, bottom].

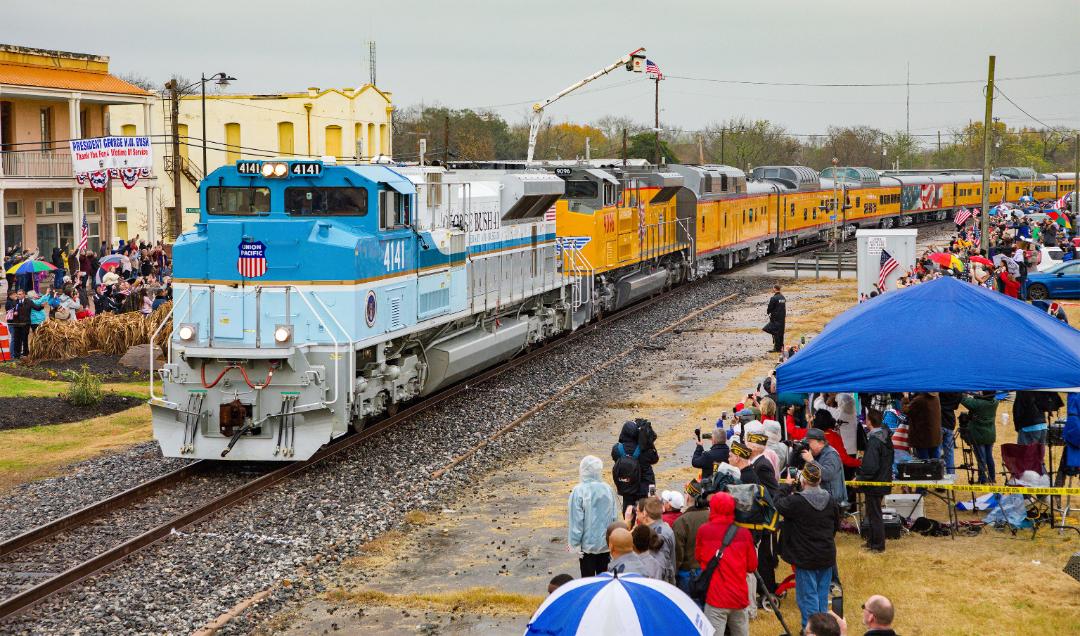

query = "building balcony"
[[0, 151, 73, 179]]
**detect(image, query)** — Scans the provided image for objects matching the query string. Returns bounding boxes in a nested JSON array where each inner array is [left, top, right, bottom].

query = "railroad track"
[[1, 222, 945, 622], [0, 266, 745, 622]]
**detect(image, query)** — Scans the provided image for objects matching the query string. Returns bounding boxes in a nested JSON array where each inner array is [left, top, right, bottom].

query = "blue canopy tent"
[[776, 276, 1080, 393]]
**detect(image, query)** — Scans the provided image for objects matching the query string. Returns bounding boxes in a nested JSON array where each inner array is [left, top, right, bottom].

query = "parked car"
[[1024, 261, 1080, 299], [1037, 245, 1065, 272]]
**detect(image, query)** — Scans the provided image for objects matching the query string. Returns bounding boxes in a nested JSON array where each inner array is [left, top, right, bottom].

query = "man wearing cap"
[[745, 431, 780, 597], [801, 428, 847, 507], [764, 284, 786, 353], [673, 490, 711, 600], [660, 490, 684, 527], [774, 462, 841, 631]]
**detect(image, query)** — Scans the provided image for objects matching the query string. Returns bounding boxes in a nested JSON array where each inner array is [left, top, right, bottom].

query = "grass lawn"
[[0, 371, 151, 492]]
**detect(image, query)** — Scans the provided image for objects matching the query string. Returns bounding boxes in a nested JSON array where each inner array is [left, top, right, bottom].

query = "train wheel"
[[351, 416, 368, 434]]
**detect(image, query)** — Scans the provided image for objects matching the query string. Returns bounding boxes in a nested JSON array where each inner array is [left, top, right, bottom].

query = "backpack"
[[727, 483, 780, 533], [689, 524, 738, 605], [612, 442, 642, 497]]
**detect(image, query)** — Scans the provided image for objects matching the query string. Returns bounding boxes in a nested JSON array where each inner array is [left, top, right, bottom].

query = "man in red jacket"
[[695, 491, 758, 636]]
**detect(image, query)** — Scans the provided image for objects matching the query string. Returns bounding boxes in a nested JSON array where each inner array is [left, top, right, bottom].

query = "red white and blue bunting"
[[75, 167, 152, 192]]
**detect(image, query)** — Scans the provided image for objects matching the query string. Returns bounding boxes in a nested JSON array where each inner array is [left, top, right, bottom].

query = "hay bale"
[[27, 319, 90, 362]]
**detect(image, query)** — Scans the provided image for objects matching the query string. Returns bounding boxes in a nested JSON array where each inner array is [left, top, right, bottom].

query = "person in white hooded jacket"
[[567, 455, 619, 577]]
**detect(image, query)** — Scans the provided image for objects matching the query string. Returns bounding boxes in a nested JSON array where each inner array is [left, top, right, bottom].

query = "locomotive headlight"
[[273, 162, 288, 177], [273, 324, 293, 344], [178, 323, 197, 342], [260, 163, 275, 177]]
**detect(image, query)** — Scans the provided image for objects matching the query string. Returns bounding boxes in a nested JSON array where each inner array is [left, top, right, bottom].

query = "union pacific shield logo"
[[237, 240, 267, 277]]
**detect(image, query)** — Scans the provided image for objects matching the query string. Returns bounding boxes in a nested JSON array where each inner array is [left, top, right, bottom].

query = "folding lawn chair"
[[999, 442, 1051, 538]]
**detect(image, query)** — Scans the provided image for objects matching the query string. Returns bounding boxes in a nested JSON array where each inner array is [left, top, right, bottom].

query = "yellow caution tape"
[[844, 480, 1080, 497]]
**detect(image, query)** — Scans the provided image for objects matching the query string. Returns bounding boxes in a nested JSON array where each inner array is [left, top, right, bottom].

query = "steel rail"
[[1, 220, 948, 621]]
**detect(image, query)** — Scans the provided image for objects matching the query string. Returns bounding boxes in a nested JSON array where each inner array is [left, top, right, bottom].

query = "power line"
[[665, 69, 1080, 88], [994, 86, 1059, 130]]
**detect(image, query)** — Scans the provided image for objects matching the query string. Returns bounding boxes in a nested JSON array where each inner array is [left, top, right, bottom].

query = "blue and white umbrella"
[[524, 573, 714, 636]]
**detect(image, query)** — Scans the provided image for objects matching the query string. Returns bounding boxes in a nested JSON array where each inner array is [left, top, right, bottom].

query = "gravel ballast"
[[0, 273, 771, 635]]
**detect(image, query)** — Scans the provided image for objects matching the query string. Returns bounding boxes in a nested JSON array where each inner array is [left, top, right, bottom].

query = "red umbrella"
[[970, 255, 994, 267], [927, 252, 954, 267]]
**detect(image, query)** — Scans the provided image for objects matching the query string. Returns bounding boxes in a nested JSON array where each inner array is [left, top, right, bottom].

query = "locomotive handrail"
[[309, 290, 354, 413], [149, 286, 192, 403], [284, 286, 342, 410]]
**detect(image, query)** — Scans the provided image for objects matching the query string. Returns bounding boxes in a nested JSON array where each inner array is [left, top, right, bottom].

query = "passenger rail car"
[[152, 158, 1078, 461]]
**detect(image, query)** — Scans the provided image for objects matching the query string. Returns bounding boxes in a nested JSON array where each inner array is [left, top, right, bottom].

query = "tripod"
[[755, 570, 794, 636]]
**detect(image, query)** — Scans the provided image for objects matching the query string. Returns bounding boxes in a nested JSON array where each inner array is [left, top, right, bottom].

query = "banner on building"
[[69, 136, 153, 173]]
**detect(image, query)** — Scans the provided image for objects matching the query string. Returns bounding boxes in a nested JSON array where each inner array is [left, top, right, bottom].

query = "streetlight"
[[201, 72, 237, 174]]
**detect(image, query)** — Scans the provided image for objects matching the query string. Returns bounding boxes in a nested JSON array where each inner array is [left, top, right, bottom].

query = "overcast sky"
[[7, 0, 1079, 142]]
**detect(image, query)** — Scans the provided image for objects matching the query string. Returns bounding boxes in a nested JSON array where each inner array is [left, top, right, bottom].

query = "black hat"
[[804, 428, 827, 442]]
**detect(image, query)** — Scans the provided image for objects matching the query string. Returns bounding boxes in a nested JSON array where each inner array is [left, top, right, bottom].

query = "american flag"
[[878, 249, 899, 290], [645, 59, 663, 79], [972, 224, 981, 248], [954, 208, 972, 226], [1057, 193, 1072, 210], [77, 212, 89, 251]]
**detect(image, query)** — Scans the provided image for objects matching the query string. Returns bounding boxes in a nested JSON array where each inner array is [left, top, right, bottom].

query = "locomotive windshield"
[[206, 187, 271, 215], [562, 180, 598, 199], [285, 186, 368, 216]]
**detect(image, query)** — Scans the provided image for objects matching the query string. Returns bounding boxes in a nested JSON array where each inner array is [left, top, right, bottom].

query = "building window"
[[80, 109, 90, 138], [85, 199, 99, 215], [278, 122, 295, 156], [40, 107, 52, 151], [121, 124, 136, 137], [5, 224, 22, 252], [380, 124, 389, 156], [354, 123, 364, 158], [37, 200, 56, 215], [325, 125, 342, 158], [224, 123, 241, 164], [6, 200, 21, 217], [177, 124, 189, 161]]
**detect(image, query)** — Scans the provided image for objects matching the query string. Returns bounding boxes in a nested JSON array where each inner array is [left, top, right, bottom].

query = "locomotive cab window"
[[380, 190, 412, 228], [206, 187, 271, 215], [563, 180, 598, 199], [284, 187, 368, 216]]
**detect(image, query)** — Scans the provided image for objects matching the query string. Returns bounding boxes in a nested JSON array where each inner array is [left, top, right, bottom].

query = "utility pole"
[[585, 136, 591, 161], [443, 114, 449, 164], [698, 135, 705, 164], [979, 55, 995, 255], [621, 128, 627, 167], [937, 130, 941, 153], [906, 61, 911, 136], [653, 75, 661, 165], [165, 79, 182, 241], [720, 127, 726, 164]]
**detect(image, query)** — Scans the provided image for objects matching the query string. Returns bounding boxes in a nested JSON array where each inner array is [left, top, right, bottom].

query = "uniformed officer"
[[764, 284, 786, 353]]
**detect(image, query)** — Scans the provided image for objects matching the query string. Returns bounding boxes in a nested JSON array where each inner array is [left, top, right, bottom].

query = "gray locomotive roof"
[[993, 167, 1038, 180]]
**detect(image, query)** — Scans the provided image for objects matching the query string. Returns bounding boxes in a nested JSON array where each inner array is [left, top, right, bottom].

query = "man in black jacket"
[[856, 417, 894, 553], [774, 462, 841, 632], [691, 428, 729, 479], [4, 289, 32, 359], [764, 285, 786, 353]]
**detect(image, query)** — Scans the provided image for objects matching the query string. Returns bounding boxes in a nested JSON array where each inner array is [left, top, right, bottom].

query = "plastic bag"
[[983, 493, 1030, 528]]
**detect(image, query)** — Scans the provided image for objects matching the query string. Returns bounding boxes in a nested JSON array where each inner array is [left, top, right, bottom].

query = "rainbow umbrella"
[[5, 259, 56, 275]]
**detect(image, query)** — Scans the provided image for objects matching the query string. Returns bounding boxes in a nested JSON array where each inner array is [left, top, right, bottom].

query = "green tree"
[[626, 132, 678, 163]]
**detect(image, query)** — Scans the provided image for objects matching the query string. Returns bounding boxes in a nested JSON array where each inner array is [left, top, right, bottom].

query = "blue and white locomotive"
[[151, 159, 570, 460]]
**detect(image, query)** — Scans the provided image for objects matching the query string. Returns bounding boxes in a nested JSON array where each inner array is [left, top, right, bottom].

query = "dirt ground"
[[273, 269, 1080, 635], [0, 353, 147, 383], [0, 394, 139, 431], [276, 279, 843, 635]]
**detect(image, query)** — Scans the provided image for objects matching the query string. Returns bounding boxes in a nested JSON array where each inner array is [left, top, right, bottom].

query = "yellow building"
[[110, 84, 393, 242], [0, 43, 152, 255]]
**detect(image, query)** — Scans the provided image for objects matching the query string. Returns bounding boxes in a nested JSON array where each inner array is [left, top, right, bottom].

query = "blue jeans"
[[892, 449, 913, 478], [1017, 429, 1047, 446], [914, 446, 941, 460], [54, 267, 65, 289], [974, 444, 996, 484], [795, 566, 833, 628], [940, 428, 956, 474]]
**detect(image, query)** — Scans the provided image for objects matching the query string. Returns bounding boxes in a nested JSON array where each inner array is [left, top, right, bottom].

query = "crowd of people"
[[561, 373, 918, 635], [861, 201, 1077, 301], [2, 236, 172, 358]]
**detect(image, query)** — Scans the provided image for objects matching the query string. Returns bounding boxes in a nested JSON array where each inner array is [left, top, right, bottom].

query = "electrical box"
[[856, 228, 917, 297]]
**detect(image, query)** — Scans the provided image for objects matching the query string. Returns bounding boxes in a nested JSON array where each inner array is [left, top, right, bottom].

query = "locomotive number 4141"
[[383, 240, 407, 272]]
